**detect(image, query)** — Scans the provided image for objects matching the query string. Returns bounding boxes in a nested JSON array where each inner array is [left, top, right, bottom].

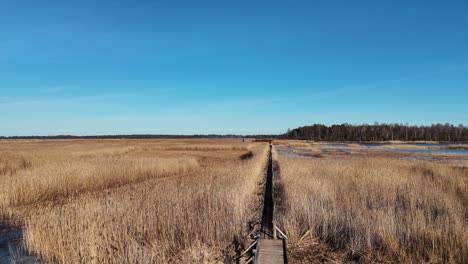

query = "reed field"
[[0, 139, 268, 263], [447, 144, 468, 150], [276, 153, 468, 263], [2, 138, 467, 263]]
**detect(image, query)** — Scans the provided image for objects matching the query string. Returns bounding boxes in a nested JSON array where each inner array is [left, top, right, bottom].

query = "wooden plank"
[[256, 239, 285, 264]]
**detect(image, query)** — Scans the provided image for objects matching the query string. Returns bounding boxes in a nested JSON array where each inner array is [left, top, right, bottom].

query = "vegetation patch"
[[277, 156, 468, 263], [0, 139, 269, 263], [239, 151, 254, 160]]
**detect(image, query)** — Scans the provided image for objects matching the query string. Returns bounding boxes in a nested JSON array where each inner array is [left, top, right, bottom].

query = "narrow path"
[[256, 239, 285, 264], [255, 145, 287, 264], [260, 144, 274, 238]]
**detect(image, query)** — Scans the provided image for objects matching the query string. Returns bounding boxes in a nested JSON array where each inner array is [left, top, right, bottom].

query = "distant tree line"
[[282, 123, 468, 142], [4, 123, 467, 142]]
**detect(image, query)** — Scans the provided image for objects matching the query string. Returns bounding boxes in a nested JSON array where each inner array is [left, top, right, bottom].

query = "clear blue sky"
[[1, 0, 467, 136]]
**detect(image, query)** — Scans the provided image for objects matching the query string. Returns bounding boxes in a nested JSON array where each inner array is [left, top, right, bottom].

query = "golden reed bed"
[[1, 139, 467, 263], [0, 139, 267, 263], [275, 151, 468, 263]]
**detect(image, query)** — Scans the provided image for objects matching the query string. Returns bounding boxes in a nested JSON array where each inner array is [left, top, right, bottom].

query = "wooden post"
[[239, 240, 258, 258], [275, 226, 288, 240], [273, 221, 277, 239]]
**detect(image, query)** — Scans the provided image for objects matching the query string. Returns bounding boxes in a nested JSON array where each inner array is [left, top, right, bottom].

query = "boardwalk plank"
[[257, 239, 285, 264]]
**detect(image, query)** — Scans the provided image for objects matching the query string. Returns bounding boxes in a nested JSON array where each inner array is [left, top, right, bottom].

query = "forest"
[[282, 123, 468, 142]]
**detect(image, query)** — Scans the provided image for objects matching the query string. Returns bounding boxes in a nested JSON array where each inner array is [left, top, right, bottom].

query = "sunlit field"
[[0, 139, 268, 263], [1, 138, 467, 263], [274, 141, 468, 263]]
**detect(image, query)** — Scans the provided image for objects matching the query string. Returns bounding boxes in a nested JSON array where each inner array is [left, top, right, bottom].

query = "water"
[[320, 148, 346, 152], [276, 147, 313, 158], [320, 147, 468, 155], [359, 143, 389, 147], [382, 148, 468, 155], [0, 225, 39, 264], [319, 143, 468, 155], [319, 142, 467, 147], [318, 142, 349, 147], [277, 143, 468, 158]]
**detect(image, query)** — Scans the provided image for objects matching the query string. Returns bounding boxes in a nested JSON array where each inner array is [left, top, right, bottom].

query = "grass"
[[276, 155, 468, 263], [0, 139, 268, 263], [0, 155, 199, 213], [3, 138, 466, 263], [446, 144, 468, 150], [370, 144, 434, 150], [161, 144, 252, 151], [273, 140, 312, 149], [0, 154, 32, 176]]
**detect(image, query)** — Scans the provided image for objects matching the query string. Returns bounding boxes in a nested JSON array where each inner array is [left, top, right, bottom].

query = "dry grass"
[[0, 154, 32, 176], [276, 155, 468, 263], [6, 138, 465, 263], [274, 140, 312, 148], [303, 143, 321, 152], [161, 144, 252, 151], [343, 143, 363, 149], [446, 144, 468, 150], [0, 139, 268, 263], [1, 155, 199, 212], [370, 144, 432, 150], [286, 143, 311, 149], [0, 144, 200, 214]]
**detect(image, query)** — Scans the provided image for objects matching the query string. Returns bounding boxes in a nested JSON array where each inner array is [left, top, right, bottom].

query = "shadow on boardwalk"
[[260, 146, 274, 238]]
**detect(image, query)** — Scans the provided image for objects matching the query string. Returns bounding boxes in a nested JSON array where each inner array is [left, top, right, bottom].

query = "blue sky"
[[1, 0, 467, 136]]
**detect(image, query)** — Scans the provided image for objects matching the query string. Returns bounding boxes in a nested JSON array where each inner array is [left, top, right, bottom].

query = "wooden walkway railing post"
[[273, 220, 277, 240]]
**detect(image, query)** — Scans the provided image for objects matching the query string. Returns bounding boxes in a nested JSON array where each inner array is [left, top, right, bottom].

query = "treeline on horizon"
[[282, 123, 468, 142], [2, 123, 468, 142]]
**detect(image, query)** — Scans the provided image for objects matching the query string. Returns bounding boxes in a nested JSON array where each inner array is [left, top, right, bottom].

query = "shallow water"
[[0, 225, 39, 264], [319, 147, 468, 155], [319, 142, 349, 147], [320, 148, 347, 152], [318, 143, 468, 155], [383, 148, 468, 155], [276, 147, 312, 158], [276, 143, 468, 160], [319, 142, 467, 147]]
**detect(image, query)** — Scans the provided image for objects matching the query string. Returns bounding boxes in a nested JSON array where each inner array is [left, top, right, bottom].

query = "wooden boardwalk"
[[253, 145, 287, 264], [256, 239, 286, 264]]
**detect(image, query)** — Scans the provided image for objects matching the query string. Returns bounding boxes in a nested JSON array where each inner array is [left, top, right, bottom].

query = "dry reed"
[[0, 155, 199, 215], [0, 139, 268, 263], [277, 155, 468, 263], [446, 145, 468, 150]]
